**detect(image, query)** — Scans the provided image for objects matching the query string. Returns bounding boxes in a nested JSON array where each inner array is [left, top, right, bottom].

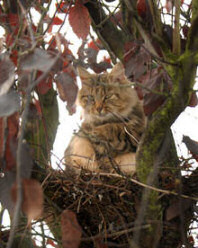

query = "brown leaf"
[[189, 92, 198, 107], [137, 68, 172, 115], [0, 91, 20, 117], [165, 199, 192, 221], [20, 48, 57, 72], [124, 43, 151, 80], [61, 210, 82, 248], [165, 0, 173, 13], [11, 179, 44, 225], [0, 54, 15, 96], [183, 135, 198, 156], [36, 72, 53, 95], [69, 0, 91, 40], [55, 71, 78, 114], [0, 113, 18, 171]]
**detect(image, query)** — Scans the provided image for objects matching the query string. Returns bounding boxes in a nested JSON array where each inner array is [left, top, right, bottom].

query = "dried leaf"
[[61, 210, 82, 248], [189, 92, 198, 107], [55, 71, 78, 114], [124, 43, 151, 80], [137, 0, 147, 17], [0, 113, 18, 171], [20, 48, 57, 72], [182, 25, 189, 38], [36, 72, 53, 95], [19, 142, 34, 179], [69, 0, 91, 40], [0, 55, 15, 96], [137, 68, 172, 115], [165, 199, 192, 221], [56, 2, 70, 13], [165, 0, 173, 13], [47, 16, 64, 33], [183, 135, 198, 156], [52, 16, 63, 25], [90, 61, 112, 74], [0, 139, 33, 213], [11, 179, 43, 225], [0, 171, 15, 212], [7, 13, 19, 27], [88, 40, 100, 51], [0, 91, 20, 117], [85, 47, 98, 64], [46, 238, 57, 247]]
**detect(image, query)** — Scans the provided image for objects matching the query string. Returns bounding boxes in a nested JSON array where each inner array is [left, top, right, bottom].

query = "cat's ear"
[[109, 63, 126, 81], [77, 66, 91, 81]]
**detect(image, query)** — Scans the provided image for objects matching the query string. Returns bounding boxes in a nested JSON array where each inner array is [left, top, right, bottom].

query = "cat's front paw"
[[91, 126, 110, 140]]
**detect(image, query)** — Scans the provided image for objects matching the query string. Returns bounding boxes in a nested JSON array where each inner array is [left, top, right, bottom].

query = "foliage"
[[0, 0, 198, 247]]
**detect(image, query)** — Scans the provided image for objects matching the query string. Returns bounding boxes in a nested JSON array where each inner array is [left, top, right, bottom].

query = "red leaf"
[[137, 0, 147, 17], [46, 238, 57, 247], [88, 40, 100, 51], [165, 0, 173, 13], [8, 13, 19, 27], [53, 16, 63, 25], [10, 50, 18, 66], [0, 55, 15, 95], [20, 48, 57, 72], [189, 92, 198, 107], [48, 36, 57, 49], [165, 199, 192, 221], [46, 16, 63, 33], [124, 42, 151, 80], [69, 0, 91, 40], [137, 68, 172, 116], [56, 2, 69, 13], [37, 80, 52, 94], [34, 100, 42, 116], [61, 210, 82, 248], [188, 236, 194, 245], [183, 135, 198, 157], [110, 10, 123, 26], [182, 25, 189, 38], [11, 179, 44, 225], [103, 56, 111, 65], [55, 71, 78, 114], [36, 72, 53, 95], [0, 113, 18, 170]]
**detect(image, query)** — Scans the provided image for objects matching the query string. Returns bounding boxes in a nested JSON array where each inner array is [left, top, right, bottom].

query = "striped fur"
[[64, 63, 145, 175]]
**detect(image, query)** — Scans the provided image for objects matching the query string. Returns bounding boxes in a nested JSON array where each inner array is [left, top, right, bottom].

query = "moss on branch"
[[25, 88, 59, 167]]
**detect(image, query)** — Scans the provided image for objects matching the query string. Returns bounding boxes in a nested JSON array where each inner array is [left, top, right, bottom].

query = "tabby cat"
[[64, 63, 145, 175]]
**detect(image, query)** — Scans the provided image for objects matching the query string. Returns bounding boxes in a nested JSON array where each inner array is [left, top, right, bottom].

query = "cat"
[[64, 63, 145, 175]]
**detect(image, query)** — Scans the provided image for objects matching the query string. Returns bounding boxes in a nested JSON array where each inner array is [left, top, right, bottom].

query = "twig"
[[124, 126, 139, 145], [0, 117, 8, 173], [91, 172, 198, 202], [17, 0, 35, 44], [173, 0, 181, 55], [6, 52, 60, 248], [6, 76, 32, 248], [81, 224, 151, 241]]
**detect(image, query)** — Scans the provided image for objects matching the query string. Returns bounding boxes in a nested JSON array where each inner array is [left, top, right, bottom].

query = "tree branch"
[[84, 0, 127, 62]]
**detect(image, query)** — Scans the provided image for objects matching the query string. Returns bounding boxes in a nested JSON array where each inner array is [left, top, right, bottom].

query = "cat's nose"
[[96, 105, 103, 113]]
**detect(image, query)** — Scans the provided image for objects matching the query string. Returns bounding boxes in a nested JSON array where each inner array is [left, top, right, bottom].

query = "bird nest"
[[43, 170, 143, 247]]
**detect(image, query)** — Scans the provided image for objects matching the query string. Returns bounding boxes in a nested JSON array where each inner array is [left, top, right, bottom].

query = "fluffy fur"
[[64, 63, 145, 175]]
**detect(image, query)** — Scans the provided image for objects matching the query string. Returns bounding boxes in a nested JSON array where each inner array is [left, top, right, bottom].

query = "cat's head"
[[77, 63, 139, 123]]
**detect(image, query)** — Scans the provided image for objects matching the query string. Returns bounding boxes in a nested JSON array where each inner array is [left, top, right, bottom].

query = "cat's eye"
[[105, 94, 117, 100], [87, 95, 94, 101], [82, 95, 95, 103]]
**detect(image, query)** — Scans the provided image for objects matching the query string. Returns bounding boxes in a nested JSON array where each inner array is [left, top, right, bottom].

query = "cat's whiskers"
[[109, 111, 129, 123]]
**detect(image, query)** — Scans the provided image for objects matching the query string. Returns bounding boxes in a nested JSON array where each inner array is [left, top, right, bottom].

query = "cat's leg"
[[114, 152, 136, 175], [64, 135, 98, 172]]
